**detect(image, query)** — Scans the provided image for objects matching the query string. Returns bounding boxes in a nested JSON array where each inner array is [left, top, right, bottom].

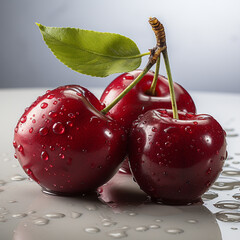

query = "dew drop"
[[165, 228, 184, 234], [44, 213, 65, 219], [221, 170, 240, 177], [53, 122, 65, 134], [187, 219, 198, 224], [33, 217, 49, 226], [152, 127, 158, 132], [107, 230, 128, 238], [102, 220, 117, 227], [135, 226, 149, 232], [11, 174, 26, 181], [29, 127, 33, 133], [12, 213, 27, 218], [40, 102, 48, 109], [13, 141, 17, 148], [49, 111, 58, 118], [149, 224, 160, 229], [233, 193, 240, 200], [84, 227, 100, 233], [17, 145, 24, 153], [53, 101, 58, 105], [47, 94, 54, 99], [185, 126, 192, 134], [20, 116, 27, 123], [41, 151, 49, 161], [124, 74, 134, 80], [215, 211, 240, 222], [202, 191, 218, 200], [67, 121, 73, 127], [211, 177, 240, 191], [59, 153, 65, 159], [214, 200, 240, 209], [39, 127, 49, 136], [32, 119, 36, 124]]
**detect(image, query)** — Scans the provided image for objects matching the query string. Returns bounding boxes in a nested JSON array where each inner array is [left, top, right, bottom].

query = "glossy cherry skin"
[[129, 109, 227, 205], [13, 85, 127, 195], [101, 70, 196, 173]]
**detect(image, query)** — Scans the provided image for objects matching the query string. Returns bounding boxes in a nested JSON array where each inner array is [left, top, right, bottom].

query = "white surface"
[[0, 88, 240, 240]]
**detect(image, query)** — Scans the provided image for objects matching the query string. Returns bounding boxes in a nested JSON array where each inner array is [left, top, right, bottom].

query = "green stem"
[[149, 55, 160, 95], [101, 62, 153, 114], [162, 49, 179, 119]]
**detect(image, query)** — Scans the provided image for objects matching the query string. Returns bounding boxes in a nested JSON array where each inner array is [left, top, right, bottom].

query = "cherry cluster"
[[13, 18, 227, 205]]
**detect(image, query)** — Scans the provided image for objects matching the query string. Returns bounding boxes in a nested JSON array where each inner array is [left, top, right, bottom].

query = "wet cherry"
[[129, 109, 227, 204], [101, 70, 196, 173], [14, 85, 127, 195]]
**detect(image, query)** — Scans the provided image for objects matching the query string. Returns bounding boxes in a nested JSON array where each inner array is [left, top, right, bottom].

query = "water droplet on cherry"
[[39, 127, 49, 136], [40, 102, 48, 109], [41, 151, 49, 161], [53, 122, 65, 134]]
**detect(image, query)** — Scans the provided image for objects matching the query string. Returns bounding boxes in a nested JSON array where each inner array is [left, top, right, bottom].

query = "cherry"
[[129, 109, 227, 204], [101, 70, 196, 173], [13, 85, 127, 195]]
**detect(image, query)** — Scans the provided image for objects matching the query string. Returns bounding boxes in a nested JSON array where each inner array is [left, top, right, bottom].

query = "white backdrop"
[[1, 0, 240, 93]]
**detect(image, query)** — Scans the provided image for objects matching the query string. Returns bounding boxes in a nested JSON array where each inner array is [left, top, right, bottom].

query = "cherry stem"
[[149, 55, 160, 95], [162, 49, 179, 119], [101, 62, 153, 114]]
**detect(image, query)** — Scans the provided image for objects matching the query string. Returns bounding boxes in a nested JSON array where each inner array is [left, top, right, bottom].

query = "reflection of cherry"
[[101, 70, 196, 173], [129, 109, 227, 204], [13, 85, 127, 195]]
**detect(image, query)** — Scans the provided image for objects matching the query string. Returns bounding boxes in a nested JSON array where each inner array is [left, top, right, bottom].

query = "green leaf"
[[36, 23, 142, 77]]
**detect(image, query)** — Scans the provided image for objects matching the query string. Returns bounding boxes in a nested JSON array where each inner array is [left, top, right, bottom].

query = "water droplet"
[[206, 167, 212, 175], [165, 228, 184, 234], [67, 121, 73, 127], [202, 191, 218, 200], [29, 127, 33, 133], [71, 211, 82, 219], [185, 126, 192, 134], [187, 219, 198, 224], [17, 145, 24, 153], [13, 141, 17, 148], [124, 73, 134, 80], [149, 224, 160, 229], [67, 135, 73, 140], [53, 122, 65, 134], [107, 230, 127, 238], [59, 153, 65, 159], [40, 102, 48, 109], [102, 220, 117, 227], [39, 127, 49, 136], [68, 113, 75, 119], [44, 213, 65, 218], [33, 217, 49, 226], [215, 211, 240, 222], [233, 193, 240, 200], [20, 116, 27, 123], [165, 141, 172, 147], [135, 226, 149, 232], [49, 111, 58, 118], [11, 175, 26, 181], [211, 177, 240, 191], [41, 151, 49, 161], [221, 170, 240, 177], [193, 121, 198, 125], [53, 101, 58, 105], [152, 127, 158, 132], [12, 213, 27, 218], [214, 200, 240, 209], [47, 94, 54, 99], [84, 227, 100, 233]]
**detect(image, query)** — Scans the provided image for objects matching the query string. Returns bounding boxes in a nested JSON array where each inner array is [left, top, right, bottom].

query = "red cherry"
[[129, 109, 227, 205], [13, 85, 127, 195], [101, 70, 196, 173]]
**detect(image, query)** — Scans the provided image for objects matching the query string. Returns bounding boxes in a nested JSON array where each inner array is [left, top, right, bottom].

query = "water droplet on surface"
[[53, 122, 65, 134], [215, 211, 240, 222], [40, 102, 48, 109], [32, 119, 36, 124], [59, 153, 65, 159], [124, 74, 134, 80], [29, 127, 33, 133], [71, 211, 82, 219], [202, 191, 218, 200], [44, 213, 65, 218], [147, 224, 160, 229], [233, 193, 240, 200], [12, 213, 27, 218], [20, 116, 27, 123], [152, 127, 158, 132], [84, 227, 100, 233], [11, 175, 26, 181], [211, 177, 240, 191], [135, 226, 149, 232], [108, 230, 128, 238], [68, 113, 75, 119], [17, 145, 24, 153], [221, 170, 240, 177], [185, 126, 192, 134], [53, 101, 58, 105], [41, 151, 49, 161], [206, 167, 212, 175], [33, 217, 49, 226], [214, 200, 240, 209], [49, 111, 58, 118], [187, 219, 198, 224], [165, 228, 184, 234], [39, 127, 49, 136]]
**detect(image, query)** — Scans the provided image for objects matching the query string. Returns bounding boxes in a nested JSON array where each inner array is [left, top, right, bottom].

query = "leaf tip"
[[35, 22, 44, 31]]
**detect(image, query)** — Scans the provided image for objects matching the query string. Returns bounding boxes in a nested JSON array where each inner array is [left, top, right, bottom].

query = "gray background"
[[1, 0, 240, 93]]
